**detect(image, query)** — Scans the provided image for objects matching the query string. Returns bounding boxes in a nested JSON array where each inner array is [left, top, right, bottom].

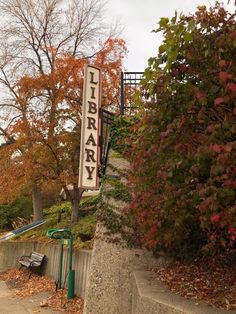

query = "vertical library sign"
[[79, 65, 101, 189]]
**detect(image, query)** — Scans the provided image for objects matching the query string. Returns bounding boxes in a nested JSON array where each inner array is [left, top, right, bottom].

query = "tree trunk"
[[71, 185, 84, 223], [32, 183, 43, 221]]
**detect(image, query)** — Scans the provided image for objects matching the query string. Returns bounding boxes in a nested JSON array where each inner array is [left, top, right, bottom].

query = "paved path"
[[0, 281, 62, 314]]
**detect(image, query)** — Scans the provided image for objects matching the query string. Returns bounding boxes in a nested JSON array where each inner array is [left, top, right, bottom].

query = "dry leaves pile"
[[0, 268, 83, 313], [0, 268, 55, 296], [153, 254, 236, 310], [47, 289, 84, 313]]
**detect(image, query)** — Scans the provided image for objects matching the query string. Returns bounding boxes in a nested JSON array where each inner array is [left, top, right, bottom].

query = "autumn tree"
[[0, 0, 126, 222]]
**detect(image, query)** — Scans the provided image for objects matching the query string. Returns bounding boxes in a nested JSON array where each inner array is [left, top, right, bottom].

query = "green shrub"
[[0, 196, 32, 230], [45, 202, 72, 215], [73, 214, 97, 241]]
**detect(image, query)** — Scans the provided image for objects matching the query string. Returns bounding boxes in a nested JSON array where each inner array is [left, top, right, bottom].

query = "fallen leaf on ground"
[[0, 268, 83, 313], [153, 252, 236, 310]]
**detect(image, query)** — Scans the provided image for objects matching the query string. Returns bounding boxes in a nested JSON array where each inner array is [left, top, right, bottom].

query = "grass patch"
[[11, 196, 99, 249]]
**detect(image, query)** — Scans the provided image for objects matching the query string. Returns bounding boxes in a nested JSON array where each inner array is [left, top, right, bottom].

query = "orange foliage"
[[0, 37, 126, 204], [94, 38, 127, 107]]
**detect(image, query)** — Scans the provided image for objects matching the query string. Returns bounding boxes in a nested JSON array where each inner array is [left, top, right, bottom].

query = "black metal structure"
[[99, 108, 115, 175], [99, 71, 144, 174], [120, 71, 144, 115]]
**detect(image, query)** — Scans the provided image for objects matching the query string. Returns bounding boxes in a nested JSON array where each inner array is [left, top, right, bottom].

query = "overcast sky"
[[105, 0, 235, 72]]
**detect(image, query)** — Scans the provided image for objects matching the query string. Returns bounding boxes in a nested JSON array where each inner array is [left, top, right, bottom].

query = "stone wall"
[[0, 241, 91, 298], [83, 151, 162, 314], [84, 227, 159, 314], [132, 271, 235, 314]]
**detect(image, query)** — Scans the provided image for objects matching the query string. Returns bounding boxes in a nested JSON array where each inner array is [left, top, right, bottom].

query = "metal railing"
[[99, 108, 115, 175], [120, 71, 144, 115], [100, 72, 144, 173]]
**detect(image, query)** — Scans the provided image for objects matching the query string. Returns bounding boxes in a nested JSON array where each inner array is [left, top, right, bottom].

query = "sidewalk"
[[0, 281, 62, 314]]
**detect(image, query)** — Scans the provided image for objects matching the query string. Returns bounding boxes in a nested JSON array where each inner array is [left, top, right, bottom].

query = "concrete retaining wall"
[[83, 226, 159, 314], [0, 241, 91, 298], [83, 151, 161, 314], [132, 271, 236, 314]]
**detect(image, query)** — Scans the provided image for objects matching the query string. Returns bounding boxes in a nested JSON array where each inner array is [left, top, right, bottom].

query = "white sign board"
[[79, 65, 101, 189]]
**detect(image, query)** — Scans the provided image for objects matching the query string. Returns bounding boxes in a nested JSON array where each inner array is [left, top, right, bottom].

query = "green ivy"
[[110, 115, 137, 156], [104, 177, 131, 202]]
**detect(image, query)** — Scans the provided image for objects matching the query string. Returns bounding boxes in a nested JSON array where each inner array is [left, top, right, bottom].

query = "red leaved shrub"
[[128, 4, 236, 258]]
